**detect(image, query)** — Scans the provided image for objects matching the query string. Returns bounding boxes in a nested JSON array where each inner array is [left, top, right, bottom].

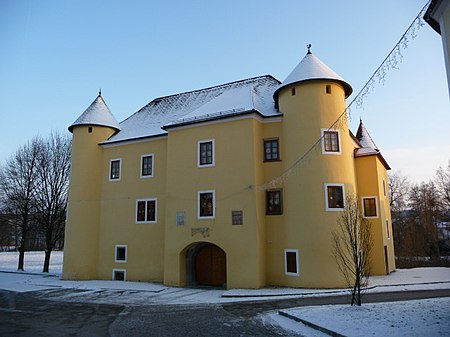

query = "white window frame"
[[321, 128, 341, 155], [197, 190, 215, 219], [135, 198, 157, 224], [140, 154, 154, 178], [112, 268, 126, 281], [197, 139, 215, 168], [324, 183, 345, 211], [362, 196, 379, 218], [115, 244, 127, 263], [284, 249, 299, 276], [109, 158, 122, 181]]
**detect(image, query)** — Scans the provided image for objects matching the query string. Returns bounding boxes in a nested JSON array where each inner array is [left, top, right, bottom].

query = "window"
[[321, 129, 340, 154], [198, 190, 215, 219], [176, 211, 185, 226], [198, 139, 214, 167], [112, 269, 126, 281], [232, 210, 243, 225], [326, 84, 332, 94], [284, 249, 299, 276], [386, 220, 390, 239], [263, 139, 280, 161], [136, 198, 157, 223], [88, 126, 93, 133], [109, 159, 121, 181], [115, 245, 127, 263], [266, 189, 283, 215], [325, 184, 344, 211], [383, 179, 386, 197], [140, 154, 154, 178], [362, 197, 378, 218], [291, 87, 296, 96]]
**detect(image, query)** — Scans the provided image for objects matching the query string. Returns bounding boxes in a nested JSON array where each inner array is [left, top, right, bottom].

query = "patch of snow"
[[0, 251, 63, 274], [278, 298, 450, 337]]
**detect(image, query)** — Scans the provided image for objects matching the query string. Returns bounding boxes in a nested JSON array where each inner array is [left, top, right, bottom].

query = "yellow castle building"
[[63, 50, 395, 289]]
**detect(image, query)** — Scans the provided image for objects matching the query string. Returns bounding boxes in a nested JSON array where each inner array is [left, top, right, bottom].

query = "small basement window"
[[284, 249, 299, 276], [112, 269, 126, 281]]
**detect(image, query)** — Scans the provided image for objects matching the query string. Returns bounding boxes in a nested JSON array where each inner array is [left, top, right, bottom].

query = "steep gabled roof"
[[354, 119, 390, 169], [103, 75, 281, 144], [273, 51, 352, 102], [69, 94, 120, 133], [355, 119, 378, 150]]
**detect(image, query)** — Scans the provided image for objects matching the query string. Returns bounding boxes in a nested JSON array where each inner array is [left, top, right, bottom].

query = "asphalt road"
[[0, 288, 449, 337]]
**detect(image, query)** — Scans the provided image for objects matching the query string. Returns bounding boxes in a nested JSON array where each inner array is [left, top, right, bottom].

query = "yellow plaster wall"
[[96, 139, 167, 282], [163, 118, 266, 289], [63, 125, 116, 280], [354, 155, 396, 275], [267, 81, 356, 288]]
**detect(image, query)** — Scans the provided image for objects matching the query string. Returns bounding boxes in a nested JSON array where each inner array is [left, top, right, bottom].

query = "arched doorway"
[[185, 242, 226, 287]]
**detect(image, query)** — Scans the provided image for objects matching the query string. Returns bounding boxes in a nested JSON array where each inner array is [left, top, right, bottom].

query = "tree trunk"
[[18, 239, 26, 271], [356, 273, 362, 306], [43, 249, 51, 273]]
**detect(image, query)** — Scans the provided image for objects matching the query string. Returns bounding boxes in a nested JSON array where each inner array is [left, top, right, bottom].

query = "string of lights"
[[253, 0, 431, 192]]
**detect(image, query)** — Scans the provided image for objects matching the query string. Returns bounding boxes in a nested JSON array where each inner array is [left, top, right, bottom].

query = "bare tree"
[[34, 132, 71, 272], [388, 171, 410, 210], [388, 171, 412, 257], [435, 161, 450, 209], [332, 194, 373, 306], [409, 182, 441, 262], [0, 139, 41, 270]]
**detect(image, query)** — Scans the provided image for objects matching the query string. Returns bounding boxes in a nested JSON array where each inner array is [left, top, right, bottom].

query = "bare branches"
[[332, 194, 373, 306], [0, 138, 42, 270], [33, 132, 71, 272], [435, 161, 450, 209], [0, 132, 71, 272]]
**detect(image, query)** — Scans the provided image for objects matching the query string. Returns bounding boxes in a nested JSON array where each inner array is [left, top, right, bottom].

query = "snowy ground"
[[266, 298, 450, 337], [1, 251, 450, 336]]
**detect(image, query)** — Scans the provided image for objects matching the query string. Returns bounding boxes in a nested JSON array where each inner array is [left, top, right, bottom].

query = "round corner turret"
[[273, 51, 352, 106]]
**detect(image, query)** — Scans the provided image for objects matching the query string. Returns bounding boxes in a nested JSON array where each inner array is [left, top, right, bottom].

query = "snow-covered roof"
[[355, 119, 378, 150], [354, 119, 390, 169], [104, 75, 280, 144], [69, 94, 120, 133], [273, 51, 353, 101]]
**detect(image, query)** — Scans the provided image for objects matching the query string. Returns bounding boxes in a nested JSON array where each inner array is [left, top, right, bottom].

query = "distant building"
[[63, 50, 395, 289], [425, 0, 450, 97]]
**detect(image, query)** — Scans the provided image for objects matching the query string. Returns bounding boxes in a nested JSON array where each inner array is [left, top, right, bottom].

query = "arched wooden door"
[[195, 244, 226, 286]]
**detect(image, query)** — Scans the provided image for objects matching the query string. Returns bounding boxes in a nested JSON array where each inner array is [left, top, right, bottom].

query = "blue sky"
[[0, 0, 448, 183]]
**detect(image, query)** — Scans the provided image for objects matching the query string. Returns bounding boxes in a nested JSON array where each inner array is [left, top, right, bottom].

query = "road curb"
[[278, 310, 346, 337]]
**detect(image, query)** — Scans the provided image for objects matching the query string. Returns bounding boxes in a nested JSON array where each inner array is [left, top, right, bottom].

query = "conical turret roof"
[[356, 119, 378, 150], [273, 51, 352, 101], [68, 93, 121, 133]]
